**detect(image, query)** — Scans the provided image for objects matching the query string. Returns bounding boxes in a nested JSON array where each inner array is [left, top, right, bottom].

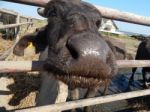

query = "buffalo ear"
[[13, 35, 35, 56], [13, 31, 48, 56]]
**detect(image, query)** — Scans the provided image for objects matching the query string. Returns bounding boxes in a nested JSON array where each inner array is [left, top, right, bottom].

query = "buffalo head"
[[13, 0, 117, 89]]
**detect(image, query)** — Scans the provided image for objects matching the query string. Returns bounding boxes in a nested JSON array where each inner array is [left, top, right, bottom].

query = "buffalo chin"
[[55, 73, 111, 89], [44, 57, 112, 88]]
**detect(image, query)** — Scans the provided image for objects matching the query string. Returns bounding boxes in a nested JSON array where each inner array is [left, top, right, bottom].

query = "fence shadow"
[[0, 73, 40, 106]]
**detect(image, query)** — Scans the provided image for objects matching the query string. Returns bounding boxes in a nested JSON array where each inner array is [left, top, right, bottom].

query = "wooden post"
[[14, 89, 150, 112], [15, 14, 20, 38], [26, 17, 32, 31]]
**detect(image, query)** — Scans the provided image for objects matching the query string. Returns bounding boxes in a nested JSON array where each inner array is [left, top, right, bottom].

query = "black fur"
[[13, 0, 118, 111], [129, 39, 150, 88]]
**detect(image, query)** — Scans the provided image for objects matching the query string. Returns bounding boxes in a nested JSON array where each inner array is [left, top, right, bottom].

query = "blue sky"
[[0, 0, 150, 35]]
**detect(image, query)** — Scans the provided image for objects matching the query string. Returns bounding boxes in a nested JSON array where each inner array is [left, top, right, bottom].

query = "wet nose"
[[67, 33, 109, 60]]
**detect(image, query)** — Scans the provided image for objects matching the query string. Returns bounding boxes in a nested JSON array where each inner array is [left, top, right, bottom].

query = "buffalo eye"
[[96, 20, 101, 28], [46, 7, 57, 17]]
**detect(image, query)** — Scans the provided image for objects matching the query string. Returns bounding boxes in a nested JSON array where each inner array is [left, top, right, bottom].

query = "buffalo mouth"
[[43, 58, 113, 88]]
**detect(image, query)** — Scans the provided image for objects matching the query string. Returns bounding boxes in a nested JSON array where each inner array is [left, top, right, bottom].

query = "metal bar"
[[15, 89, 150, 112], [0, 60, 150, 73], [0, 22, 33, 29], [117, 60, 150, 68], [95, 5, 150, 26], [1, 0, 150, 26], [1, 0, 49, 7], [0, 61, 44, 73]]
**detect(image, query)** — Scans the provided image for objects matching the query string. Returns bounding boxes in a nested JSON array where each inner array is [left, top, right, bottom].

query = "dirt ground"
[[115, 37, 140, 56], [0, 25, 42, 111], [0, 36, 14, 55]]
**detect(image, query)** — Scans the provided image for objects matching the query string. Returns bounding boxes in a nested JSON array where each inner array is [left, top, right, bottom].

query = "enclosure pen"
[[1, 0, 150, 112]]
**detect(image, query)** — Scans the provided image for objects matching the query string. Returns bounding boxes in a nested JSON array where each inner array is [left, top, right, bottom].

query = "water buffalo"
[[129, 39, 150, 88], [13, 0, 118, 111]]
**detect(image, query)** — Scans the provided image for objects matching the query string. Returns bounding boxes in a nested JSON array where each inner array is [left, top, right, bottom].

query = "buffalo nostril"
[[66, 44, 79, 59]]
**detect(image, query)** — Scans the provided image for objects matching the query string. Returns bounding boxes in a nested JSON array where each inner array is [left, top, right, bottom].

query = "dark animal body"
[[105, 37, 127, 60], [130, 39, 150, 87], [13, 0, 118, 111], [0, 12, 16, 39]]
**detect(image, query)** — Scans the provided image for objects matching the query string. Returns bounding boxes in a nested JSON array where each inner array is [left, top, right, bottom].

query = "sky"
[[0, 0, 150, 35]]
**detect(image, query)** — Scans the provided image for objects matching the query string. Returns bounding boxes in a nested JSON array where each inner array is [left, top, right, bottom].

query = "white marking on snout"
[[82, 48, 107, 58], [82, 48, 101, 57]]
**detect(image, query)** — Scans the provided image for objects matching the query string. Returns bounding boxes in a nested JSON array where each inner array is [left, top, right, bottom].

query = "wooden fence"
[[0, 8, 41, 36], [0, 17, 33, 60], [1, 0, 150, 112], [0, 8, 42, 60]]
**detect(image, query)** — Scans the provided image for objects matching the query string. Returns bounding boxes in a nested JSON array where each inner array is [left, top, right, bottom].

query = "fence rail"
[[0, 22, 33, 29], [1, 0, 49, 7], [15, 89, 150, 112], [2, 0, 150, 26], [0, 60, 150, 73]]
